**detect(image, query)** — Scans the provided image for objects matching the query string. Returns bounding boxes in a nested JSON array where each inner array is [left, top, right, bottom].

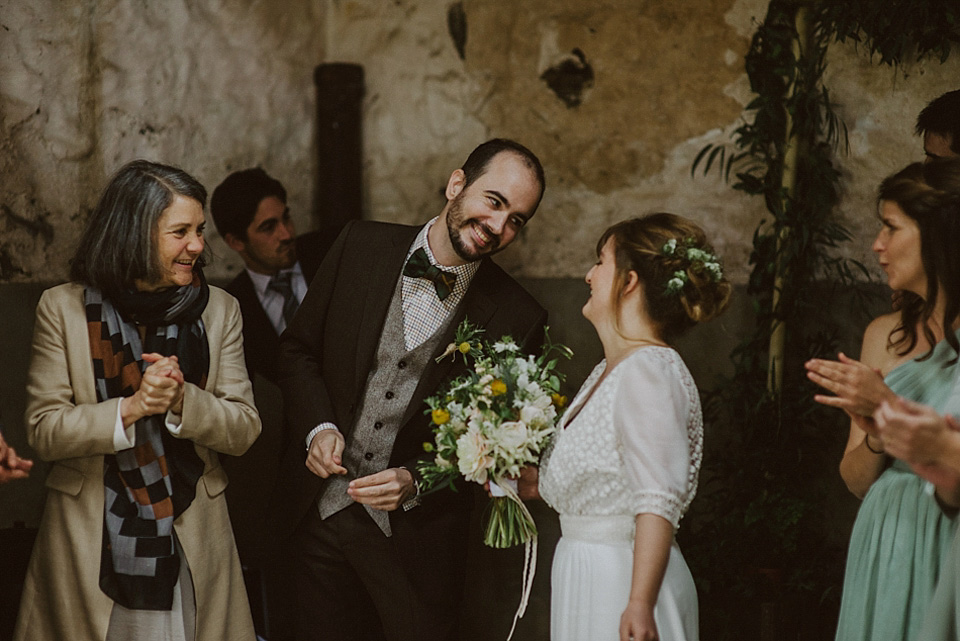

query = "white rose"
[[520, 405, 546, 428], [457, 426, 493, 484], [495, 420, 529, 452]]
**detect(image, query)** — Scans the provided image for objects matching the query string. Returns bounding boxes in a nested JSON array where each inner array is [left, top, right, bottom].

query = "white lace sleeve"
[[614, 351, 694, 529]]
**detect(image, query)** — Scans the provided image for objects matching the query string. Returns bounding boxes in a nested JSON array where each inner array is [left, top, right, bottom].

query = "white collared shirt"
[[245, 262, 308, 335], [401, 217, 480, 350]]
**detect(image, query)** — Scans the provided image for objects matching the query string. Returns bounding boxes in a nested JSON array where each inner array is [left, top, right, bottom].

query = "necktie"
[[267, 271, 300, 328], [403, 247, 457, 301]]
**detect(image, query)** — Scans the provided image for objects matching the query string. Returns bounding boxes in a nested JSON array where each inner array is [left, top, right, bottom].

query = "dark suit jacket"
[[274, 220, 547, 599], [225, 230, 335, 385]]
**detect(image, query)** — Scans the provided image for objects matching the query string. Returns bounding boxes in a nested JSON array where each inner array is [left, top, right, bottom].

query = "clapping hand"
[[0, 432, 33, 484], [875, 397, 960, 503], [805, 353, 894, 434]]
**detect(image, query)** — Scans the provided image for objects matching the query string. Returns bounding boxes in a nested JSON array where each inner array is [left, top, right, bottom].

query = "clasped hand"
[[122, 353, 185, 425], [306, 429, 415, 511]]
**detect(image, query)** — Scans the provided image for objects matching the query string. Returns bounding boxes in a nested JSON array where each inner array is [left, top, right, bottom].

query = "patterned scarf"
[[86, 272, 209, 611]]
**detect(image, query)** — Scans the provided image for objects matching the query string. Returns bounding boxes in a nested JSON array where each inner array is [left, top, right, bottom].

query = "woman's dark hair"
[[70, 160, 207, 297], [882, 158, 960, 363], [597, 213, 732, 344]]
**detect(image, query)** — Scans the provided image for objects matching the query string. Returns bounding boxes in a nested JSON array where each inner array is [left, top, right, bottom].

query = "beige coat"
[[14, 283, 261, 641]]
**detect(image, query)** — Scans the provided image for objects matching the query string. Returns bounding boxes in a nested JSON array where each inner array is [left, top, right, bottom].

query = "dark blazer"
[[274, 220, 547, 601], [225, 230, 335, 384]]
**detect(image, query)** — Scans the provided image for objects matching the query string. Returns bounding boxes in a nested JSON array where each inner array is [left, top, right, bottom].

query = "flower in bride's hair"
[[665, 271, 688, 295], [704, 261, 723, 282], [662, 238, 678, 255]]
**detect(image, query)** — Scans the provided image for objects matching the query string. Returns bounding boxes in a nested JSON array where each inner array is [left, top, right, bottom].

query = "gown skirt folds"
[[834, 335, 960, 641], [540, 347, 703, 641], [550, 514, 698, 641]]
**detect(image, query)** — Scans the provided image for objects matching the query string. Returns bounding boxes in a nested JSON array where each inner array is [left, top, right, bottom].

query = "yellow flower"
[[423, 442, 435, 452], [551, 393, 568, 408], [458, 341, 472, 354], [490, 380, 507, 396], [431, 408, 451, 425]]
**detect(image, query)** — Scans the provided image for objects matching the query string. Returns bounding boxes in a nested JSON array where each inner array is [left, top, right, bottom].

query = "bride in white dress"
[[536, 213, 731, 641]]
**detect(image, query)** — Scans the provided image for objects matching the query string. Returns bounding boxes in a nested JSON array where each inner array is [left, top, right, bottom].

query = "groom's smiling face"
[[441, 151, 542, 264]]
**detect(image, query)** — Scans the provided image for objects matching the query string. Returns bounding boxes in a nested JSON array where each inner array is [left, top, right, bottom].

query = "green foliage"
[[685, 0, 956, 638]]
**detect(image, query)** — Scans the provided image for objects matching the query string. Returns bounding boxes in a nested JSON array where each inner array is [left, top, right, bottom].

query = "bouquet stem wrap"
[[488, 478, 537, 641]]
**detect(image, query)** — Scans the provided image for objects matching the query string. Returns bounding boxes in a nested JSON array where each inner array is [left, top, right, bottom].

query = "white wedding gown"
[[539, 346, 701, 641]]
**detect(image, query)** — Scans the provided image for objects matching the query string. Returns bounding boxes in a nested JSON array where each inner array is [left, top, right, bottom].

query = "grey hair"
[[70, 160, 207, 297]]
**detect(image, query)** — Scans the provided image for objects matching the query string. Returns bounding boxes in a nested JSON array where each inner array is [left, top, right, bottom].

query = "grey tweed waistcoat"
[[317, 276, 454, 536]]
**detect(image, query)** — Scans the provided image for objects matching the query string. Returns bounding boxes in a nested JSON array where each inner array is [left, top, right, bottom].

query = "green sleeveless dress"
[[834, 337, 960, 641]]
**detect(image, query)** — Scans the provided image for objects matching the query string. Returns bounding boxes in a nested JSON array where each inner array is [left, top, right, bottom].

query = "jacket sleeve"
[[175, 292, 261, 456], [277, 221, 354, 446], [25, 288, 121, 461]]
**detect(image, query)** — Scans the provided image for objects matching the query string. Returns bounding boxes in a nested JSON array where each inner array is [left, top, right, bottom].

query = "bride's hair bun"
[[597, 213, 732, 342]]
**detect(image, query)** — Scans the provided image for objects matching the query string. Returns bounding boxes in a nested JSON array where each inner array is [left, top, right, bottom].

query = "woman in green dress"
[[805, 157, 960, 641]]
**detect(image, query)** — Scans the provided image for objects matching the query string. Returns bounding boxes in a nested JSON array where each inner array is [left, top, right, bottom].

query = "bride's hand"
[[620, 599, 658, 641], [517, 465, 541, 501], [483, 466, 542, 500]]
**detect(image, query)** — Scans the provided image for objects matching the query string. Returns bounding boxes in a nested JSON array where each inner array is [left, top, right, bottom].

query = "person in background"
[[805, 158, 960, 641], [917, 89, 960, 161], [14, 160, 261, 641], [210, 167, 335, 384]]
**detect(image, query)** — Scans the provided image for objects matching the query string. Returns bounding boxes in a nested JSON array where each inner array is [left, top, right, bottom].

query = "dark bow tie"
[[403, 247, 457, 301]]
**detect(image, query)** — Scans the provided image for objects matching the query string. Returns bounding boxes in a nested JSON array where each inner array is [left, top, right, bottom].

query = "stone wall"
[[3, 0, 959, 286], [0, 0, 328, 282]]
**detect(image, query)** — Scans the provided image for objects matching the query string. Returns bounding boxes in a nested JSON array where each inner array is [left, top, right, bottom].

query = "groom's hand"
[[306, 429, 347, 478], [348, 468, 415, 511]]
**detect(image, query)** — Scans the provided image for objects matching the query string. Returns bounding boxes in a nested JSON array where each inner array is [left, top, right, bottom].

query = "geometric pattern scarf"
[[86, 272, 209, 611]]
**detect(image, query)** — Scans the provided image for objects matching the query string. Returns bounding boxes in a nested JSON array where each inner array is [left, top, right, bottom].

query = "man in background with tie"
[[275, 139, 548, 641], [210, 167, 336, 641], [210, 167, 335, 384]]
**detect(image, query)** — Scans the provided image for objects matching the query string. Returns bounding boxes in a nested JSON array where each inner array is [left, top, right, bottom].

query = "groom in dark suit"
[[210, 167, 336, 384], [276, 139, 548, 641]]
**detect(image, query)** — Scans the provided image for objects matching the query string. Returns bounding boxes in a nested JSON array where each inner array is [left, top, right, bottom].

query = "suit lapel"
[[353, 227, 420, 394]]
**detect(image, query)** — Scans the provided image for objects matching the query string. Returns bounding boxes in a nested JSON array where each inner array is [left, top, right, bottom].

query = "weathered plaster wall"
[[2, 0, 959, 285], [0, 0, 327, 282], [325, 0, 960, 281]]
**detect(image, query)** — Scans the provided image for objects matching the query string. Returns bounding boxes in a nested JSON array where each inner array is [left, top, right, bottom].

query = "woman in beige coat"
[[14, 160, 261, 641]]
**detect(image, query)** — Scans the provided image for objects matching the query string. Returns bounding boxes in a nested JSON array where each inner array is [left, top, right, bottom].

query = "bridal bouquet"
[[419, 320, 572, 548]]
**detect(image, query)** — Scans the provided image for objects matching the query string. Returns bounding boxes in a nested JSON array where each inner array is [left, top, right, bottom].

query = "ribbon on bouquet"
[[489, 477, 537, 641]]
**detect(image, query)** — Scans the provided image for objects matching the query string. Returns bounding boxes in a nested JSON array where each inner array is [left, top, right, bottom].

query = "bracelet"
[[864, 434, 885, 455]]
